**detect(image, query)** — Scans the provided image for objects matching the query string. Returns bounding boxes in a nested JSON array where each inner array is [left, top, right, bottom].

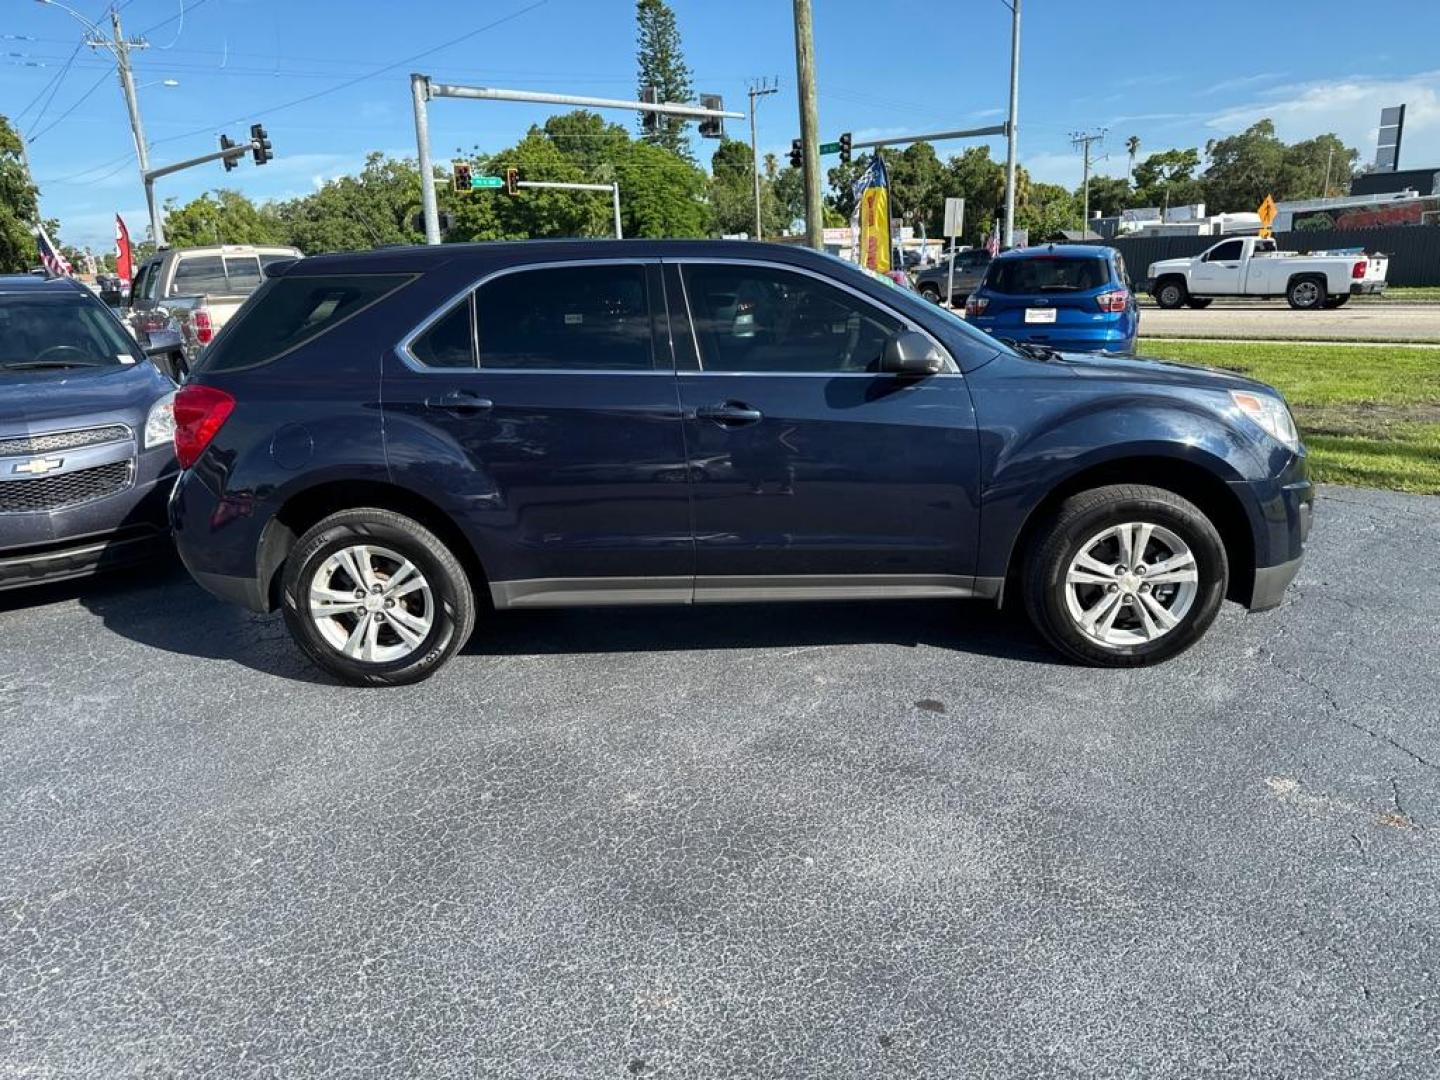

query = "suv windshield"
[[0, 293, 143, 372], [986, 256, 1110, 294]]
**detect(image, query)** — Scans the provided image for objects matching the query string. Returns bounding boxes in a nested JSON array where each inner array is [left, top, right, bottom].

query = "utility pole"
[[792, 0, 823, 250], [1323, 146, 1335, 199], [1071, 129, 1106, 238], [1002, 0, 1021, 249], [35, 3, 157, 242], [747, 79, 778, 240], [109, 9, 157, 242]]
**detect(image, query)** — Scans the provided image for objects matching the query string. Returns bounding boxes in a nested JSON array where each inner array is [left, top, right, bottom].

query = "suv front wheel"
[[1023, 485, 1228, 666], [280, 508, 476, 686]]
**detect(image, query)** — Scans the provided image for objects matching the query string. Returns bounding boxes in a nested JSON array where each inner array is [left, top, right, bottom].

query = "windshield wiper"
[[2, 359, 106, 371], [999, 339, 1063, 362]]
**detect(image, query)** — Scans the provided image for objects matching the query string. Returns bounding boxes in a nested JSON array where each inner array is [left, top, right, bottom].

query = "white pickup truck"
[[1145, 236, 1388, 310]]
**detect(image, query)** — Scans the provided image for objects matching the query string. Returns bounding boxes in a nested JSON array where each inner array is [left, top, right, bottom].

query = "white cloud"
[[1205, 69, 1440, 164], [1196, 72, 1288, 97]]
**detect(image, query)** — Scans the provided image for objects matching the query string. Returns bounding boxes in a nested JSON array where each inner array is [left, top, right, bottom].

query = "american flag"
[[34, 224, 72, 278], [985, 225, 1001, 257]]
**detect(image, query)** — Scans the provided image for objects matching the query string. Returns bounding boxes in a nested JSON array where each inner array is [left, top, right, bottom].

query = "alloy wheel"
[[308, 544, 434, 662], [1062, 522, 1199, 648]]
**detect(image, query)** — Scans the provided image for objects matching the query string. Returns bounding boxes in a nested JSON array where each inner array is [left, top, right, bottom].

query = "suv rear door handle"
[[694, 401, 763, 426], [425, 389, 493, 413]]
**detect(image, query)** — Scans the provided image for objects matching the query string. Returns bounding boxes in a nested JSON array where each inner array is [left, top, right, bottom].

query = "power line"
[[28, 63, 114, 143]]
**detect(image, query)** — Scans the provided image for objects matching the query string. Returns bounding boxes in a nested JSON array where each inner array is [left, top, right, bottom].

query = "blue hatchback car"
[[169, 240, 1310, 686], [965, 244, 1139, 354]]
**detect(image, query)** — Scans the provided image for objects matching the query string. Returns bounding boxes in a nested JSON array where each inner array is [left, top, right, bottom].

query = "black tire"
[[1184, 297, 1213, 309], [918, 283, 942, 304], [1022, 484, 1228, 667], [1322, 294, 1350, 309], [280, 507, 475, 687], [1286, 275, 1326, 310], [1154, 279, 1187, 309]]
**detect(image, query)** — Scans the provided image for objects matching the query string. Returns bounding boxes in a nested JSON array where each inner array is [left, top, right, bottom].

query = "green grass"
[[1355, 285, 1440, 303], [1138, 339, 1440, 494]]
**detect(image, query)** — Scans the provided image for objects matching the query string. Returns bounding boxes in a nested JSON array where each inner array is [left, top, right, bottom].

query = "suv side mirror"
[[879, 330, 946, 376]]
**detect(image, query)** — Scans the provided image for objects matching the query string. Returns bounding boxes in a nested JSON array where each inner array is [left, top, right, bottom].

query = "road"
[[1137, 300, 1440, 342], [3, 485, 1438, 1078]]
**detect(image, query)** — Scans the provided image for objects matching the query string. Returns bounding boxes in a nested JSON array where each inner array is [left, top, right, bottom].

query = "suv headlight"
[[1231, 390, 1299, 452], [144, 390, 177, 450]]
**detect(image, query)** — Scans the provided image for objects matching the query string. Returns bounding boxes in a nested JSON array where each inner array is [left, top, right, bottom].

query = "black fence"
[[1087, 224, 1440, 287]]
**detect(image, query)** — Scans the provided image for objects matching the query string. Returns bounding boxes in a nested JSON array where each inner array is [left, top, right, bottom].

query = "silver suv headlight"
[[1231, 390, 1299, 452], [144, 390, 177, 450]]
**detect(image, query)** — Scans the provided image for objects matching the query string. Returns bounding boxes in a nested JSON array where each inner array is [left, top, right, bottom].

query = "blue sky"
[[7, 0, 1440, 250]]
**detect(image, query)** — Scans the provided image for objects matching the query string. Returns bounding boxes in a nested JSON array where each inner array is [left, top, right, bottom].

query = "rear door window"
[[169, 255, 229, 297], [986, 256, 1110, 294], [196, 273, 413, 372], [223, 255, 263, 294], [475, 264, 657, 371], [408, 296, 476, 369]]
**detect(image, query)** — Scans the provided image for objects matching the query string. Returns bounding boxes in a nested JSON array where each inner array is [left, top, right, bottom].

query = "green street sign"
[[819, 141, 841, 155], [471, 175, 504, 189]]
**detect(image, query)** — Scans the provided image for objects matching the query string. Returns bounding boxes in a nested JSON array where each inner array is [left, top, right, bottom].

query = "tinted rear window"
[[986, 256, 1111, 294], [169, 256, 229, 297], [196, 273, 412, 373]]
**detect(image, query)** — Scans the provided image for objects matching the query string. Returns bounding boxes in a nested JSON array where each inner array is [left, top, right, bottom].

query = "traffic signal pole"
[[143, 139, 265, 247], [516, 180, 624, 239], [410, 73, 742, 245]]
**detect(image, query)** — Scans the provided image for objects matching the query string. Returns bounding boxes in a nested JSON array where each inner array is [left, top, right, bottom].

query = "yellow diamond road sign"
[[1257, 194, 1277, 227]]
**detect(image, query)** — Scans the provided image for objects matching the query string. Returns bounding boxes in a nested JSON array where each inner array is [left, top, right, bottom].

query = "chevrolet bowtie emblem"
[[13, 457, 63, 476]]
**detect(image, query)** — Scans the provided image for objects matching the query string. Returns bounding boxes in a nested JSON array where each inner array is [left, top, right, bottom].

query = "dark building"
[[1351, 168, 1440, 198]]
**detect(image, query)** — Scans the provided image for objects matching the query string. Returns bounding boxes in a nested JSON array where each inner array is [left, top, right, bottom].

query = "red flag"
[[115, 214, 133, 285]]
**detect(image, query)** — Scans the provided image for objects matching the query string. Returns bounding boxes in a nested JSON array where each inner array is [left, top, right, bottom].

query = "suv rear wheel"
[[1022, 484, 1228, 666], [918, 283, 942, 303], [280, 508, 475, 686]]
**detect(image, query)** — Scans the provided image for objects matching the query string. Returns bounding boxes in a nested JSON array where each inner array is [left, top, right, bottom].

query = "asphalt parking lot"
[[4, 485, 1438, 1078], [1138, 300, 1440, 342]]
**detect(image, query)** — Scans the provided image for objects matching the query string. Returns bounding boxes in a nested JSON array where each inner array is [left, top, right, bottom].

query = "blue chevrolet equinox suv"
[[169, 241, 1312, 686]]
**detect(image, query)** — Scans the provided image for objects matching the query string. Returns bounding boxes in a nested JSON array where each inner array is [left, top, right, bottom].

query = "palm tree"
[[1125, 135, 1140, 184]]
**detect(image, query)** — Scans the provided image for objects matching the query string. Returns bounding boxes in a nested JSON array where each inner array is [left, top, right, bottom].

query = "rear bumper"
[[1350, 281, 1386, 296]]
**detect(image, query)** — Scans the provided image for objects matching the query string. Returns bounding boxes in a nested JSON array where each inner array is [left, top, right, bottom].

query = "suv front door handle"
[[694, 401, 763, 426], [425, 388, 493, 413]]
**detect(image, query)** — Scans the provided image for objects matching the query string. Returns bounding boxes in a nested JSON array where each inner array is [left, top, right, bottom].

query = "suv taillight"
[[965, 295, 988, 316], [193, 308, 215, 344], [173, 384, 235, 469], [1352, 259, 1367, 280], [1097, 289, 1130, 313]]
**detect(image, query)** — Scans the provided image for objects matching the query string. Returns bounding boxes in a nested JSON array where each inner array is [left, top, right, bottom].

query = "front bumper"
[[1230, 453, 1313, 611], [0, 468, 175, 590]]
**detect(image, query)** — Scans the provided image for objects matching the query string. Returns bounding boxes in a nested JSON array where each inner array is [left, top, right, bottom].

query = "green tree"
[[161, 189, 285, 248], [480, 127, 610, 239], [940, 146, 1007, 245], [1133, 147, 1204, 212], [542, 110, 631, 174], [1202, 120, 1284, 213], [773, 164, 804, 234], [271, 153, 425, 252], [0, 115, 41, 273], [635, 0, 693, 159], [708, 138, 761, 236], [613, 138, 709, 237], [886, 141, 947, 235], [1021, 182, 1079, 240], [1080, 175, 1132, 218], [1279, 133, 1357, 200]]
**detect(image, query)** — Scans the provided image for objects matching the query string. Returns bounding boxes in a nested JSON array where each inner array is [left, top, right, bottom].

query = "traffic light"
[[220, 134, 237, 172], [789, 139, 802, 169], [698, 94, 723, 139], [839, 131, 852, 165], [249, 123, 272, 166], [453, 161, 472, 193], [505, 167, 519, 196], [640, 85, 660, 134]]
